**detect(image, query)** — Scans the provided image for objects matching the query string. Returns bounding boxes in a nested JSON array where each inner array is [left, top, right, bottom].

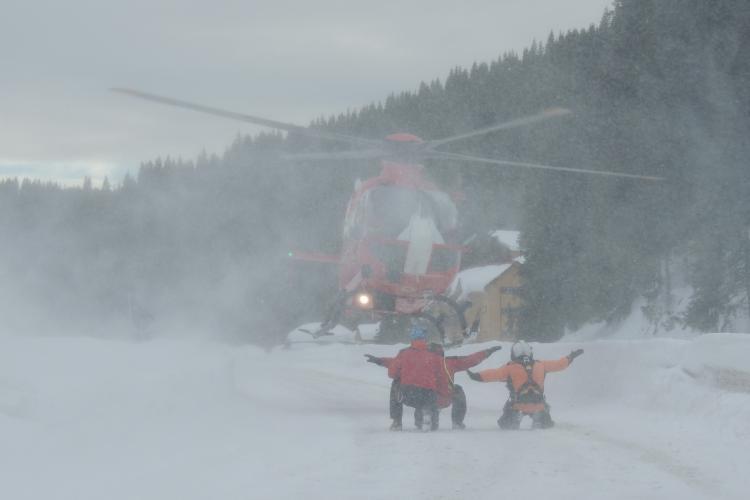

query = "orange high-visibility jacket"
[[477, 357, 570, 413]]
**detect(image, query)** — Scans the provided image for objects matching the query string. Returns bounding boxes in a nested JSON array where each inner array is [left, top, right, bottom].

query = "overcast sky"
[[1, 0, 612, 185]]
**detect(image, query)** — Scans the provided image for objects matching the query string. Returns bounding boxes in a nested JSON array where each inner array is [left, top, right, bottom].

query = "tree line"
[[1, 0, 748, 342]]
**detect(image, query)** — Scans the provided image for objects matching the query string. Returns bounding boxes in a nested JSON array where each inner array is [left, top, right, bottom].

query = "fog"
[[0, 143, 349, 344], [0, 0, 619, 345], [2, 2, 750, 500], [1, 0, 748, 346]]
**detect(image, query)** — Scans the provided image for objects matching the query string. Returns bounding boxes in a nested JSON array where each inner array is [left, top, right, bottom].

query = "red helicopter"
[[113, 88, 661, 343]]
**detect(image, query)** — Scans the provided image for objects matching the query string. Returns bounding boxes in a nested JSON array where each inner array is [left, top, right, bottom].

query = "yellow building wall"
[[439, 262, 524, 343], [476, 262, 522, 342]]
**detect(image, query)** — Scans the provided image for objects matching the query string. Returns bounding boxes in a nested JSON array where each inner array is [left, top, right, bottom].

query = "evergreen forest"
[[1, 0, 749, 343]]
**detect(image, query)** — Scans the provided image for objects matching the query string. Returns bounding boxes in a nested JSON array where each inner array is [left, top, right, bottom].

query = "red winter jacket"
[[387, 340, 447, 395], [382, 348, 489, 408]]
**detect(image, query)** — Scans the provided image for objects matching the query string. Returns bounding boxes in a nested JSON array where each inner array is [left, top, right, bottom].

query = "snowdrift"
[[0, 334, 748, 499]]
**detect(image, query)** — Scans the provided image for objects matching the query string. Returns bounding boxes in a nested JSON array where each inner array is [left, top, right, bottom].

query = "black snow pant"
[[390, 381, 467, 426], [390, 381, 439, 430], [451, 384, 467, 426], [497, 400, 554, 430]]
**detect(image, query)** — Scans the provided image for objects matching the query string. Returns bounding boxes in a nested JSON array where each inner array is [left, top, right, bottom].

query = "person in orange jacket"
[[366, 343, 502, 430], [466, 340, 583, 429]]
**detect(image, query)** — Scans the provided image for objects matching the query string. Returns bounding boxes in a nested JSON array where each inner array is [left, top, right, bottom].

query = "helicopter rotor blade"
[[425, 108, 572, 151], [281, 149, 388, 161], [111, 87, 384, 148], [427, 151, 664, 181]]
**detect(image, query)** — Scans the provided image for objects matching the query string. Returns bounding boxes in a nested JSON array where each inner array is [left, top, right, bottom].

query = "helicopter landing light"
[[356, 292, 374, 309]]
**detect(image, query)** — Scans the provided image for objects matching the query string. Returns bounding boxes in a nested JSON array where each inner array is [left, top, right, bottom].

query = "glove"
[[364, 354, 383, 366], [466, 369, 482, 382], [484, 346, 503, 356], [567, 349, 584, 363]]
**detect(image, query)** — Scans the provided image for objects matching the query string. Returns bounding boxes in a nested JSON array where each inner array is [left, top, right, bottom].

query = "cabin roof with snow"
[[449, 262, 521, 301], [491, 230, 521, 252]]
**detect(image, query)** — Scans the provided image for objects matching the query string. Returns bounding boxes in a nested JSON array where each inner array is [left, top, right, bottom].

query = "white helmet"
[[511, 341, 533, 361]]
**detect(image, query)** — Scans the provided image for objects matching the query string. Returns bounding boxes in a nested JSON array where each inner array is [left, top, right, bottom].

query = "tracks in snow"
[[236, 359, 725, 500]]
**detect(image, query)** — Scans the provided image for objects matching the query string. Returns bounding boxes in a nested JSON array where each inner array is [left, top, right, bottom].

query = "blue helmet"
[[409, 326, 427, 340]]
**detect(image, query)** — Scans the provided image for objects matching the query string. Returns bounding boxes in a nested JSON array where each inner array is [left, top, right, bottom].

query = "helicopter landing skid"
[[301, 289, 469, 345], [371, 294, 469, 345], [419, 294, 470, 345], [297, 328, 334, 339]]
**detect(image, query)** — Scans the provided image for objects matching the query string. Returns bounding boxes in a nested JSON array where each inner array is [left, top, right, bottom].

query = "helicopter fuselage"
[[338, 160, 462, 318]]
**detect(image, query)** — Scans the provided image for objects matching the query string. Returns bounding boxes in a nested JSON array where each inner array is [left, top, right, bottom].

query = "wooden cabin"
[[443, 230, 524, 343]]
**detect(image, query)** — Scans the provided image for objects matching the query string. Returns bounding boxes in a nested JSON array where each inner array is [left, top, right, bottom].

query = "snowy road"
[[1, 335, 748, 499]]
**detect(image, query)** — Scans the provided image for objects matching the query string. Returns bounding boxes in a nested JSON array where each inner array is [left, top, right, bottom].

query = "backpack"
[[508, 361, 544, 405]]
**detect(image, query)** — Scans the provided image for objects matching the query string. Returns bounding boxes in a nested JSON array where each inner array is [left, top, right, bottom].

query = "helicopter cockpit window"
[[366, 187, 420, 239], [344, 191, 368, 240], [425, 190, 458, 233], [366, 186, 458, 240]]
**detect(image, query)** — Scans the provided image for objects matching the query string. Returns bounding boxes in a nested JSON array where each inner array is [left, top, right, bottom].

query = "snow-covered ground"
[[1, 333, 749, 500]]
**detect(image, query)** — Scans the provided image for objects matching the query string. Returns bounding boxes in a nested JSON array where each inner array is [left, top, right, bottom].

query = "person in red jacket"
[[367, 326, 447, 431], [466, 340, 583, 429], [366, 339, 502, 430]]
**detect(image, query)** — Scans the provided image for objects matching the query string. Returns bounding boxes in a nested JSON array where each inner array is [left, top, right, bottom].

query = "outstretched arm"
[[541, 349, 584, 373], [541, 356, 571, 373], [447, 346, 502, 372], [568, 349, 584, 363], [467, 364, 511, 382], [364, 355, 394, 368]]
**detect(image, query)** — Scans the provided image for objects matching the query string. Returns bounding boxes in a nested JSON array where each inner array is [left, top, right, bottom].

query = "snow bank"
[[565, 287, 699, 340], [682, 333, 750, 375], [1, 334, 749, 499]]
